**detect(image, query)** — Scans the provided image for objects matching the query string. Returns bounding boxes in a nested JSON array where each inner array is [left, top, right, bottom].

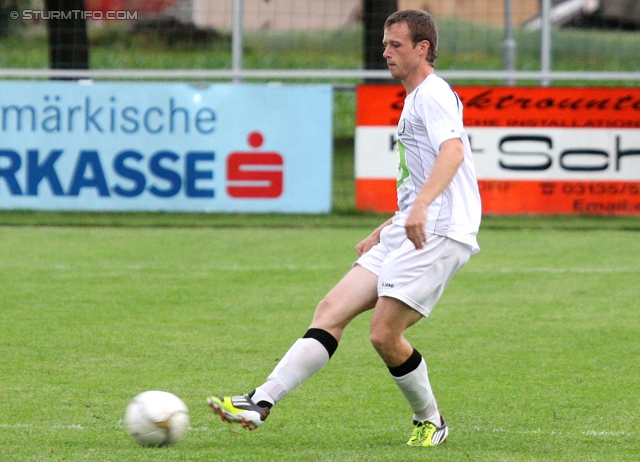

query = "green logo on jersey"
[[396, 139, 410, 188]]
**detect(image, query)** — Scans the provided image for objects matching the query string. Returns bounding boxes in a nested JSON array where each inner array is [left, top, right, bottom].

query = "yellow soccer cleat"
[[207, 395, 270, 431], [406, 415, 449, 447]]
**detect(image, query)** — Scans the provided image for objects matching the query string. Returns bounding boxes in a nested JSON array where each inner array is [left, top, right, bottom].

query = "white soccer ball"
[[125, 390, 190, 447]]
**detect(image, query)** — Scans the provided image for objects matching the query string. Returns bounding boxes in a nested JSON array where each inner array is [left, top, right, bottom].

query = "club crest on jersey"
[[398, 119, 405, 136]]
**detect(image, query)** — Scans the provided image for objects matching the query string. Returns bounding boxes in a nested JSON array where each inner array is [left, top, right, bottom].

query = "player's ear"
[[418, 39, 429, 56]]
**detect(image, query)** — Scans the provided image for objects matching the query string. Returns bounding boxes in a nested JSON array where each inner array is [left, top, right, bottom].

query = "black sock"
[[249, 390, 273, 409], [387, 347, 422, 377], [303, 328, 339, 358]]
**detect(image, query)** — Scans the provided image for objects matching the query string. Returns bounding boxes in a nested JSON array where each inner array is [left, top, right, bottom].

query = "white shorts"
[[356, 223, 472, 317]]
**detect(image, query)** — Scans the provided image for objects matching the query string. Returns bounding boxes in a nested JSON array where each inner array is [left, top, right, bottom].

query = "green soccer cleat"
[[206, 395, 270, 431], [406, 416, 449, 447]]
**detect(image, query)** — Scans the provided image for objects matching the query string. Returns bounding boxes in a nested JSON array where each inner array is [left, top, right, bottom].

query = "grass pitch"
[[0, 223, 638, 461]]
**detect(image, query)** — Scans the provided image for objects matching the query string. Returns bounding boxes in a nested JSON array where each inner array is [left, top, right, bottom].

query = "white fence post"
[[503, 0, 517, 86], [541, 0, 553, 86], [232, 0, 243, 83]]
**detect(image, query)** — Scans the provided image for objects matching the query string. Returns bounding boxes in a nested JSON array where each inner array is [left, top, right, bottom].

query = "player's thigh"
[[310, 264, 378, 336], [378, 235, 471, 318]]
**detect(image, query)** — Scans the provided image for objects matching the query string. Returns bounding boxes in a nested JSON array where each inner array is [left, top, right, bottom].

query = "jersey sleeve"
[[417, 82, 464, 153]]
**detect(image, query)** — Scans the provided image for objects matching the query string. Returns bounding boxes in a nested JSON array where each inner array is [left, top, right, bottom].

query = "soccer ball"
[[125, 390, 190, 447]]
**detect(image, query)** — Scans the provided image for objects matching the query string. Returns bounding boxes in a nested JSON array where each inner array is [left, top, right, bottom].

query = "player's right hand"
[[355, 235, 379, 257]]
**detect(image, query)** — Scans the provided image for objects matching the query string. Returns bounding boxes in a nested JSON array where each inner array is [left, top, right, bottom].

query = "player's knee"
[[369, 323, 393, 354], [311, 298, 342, 330], [314, 297, 333, 321]]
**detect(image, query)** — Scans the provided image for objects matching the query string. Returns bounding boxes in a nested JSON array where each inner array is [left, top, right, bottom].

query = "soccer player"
[[207, 9, 481, 447]]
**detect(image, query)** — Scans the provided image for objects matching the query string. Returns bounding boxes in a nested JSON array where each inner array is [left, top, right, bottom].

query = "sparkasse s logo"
[[226, 131, 284, 199]]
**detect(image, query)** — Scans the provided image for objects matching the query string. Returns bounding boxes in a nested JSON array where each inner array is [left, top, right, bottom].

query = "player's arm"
[[355, 217, 393, 257], [405, 138, 464, 250]]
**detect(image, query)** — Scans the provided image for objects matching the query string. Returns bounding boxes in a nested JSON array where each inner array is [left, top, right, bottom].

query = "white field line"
[[582, 430, 628, 436], [0, 263, 638, 274], [471, 426, 629, 437], [41, 264, 640, 273], [465, 267, 640, 274], [0, 422, 215, 431], [0, 422, 631, 437], [0, 263, 346, 272]]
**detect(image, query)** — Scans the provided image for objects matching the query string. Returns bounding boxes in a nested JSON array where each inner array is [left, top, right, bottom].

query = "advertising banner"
[[0, 81, 332, 213], [355, 85, 640, 215]]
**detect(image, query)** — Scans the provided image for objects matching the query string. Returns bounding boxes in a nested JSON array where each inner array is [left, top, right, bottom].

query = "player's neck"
[[403, 65, 434, 95]]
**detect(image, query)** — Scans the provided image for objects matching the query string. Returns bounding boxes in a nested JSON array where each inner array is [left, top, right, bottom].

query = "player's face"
[[383, 22, 427, 82]]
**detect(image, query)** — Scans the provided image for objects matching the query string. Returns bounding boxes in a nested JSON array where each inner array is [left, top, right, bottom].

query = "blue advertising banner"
[[0, 81, 332, 213]]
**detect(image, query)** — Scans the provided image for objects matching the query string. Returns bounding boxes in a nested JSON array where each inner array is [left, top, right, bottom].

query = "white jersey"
[[393, 74, 481, 254]]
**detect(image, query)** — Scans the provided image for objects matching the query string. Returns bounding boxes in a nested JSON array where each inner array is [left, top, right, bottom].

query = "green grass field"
[[1, 222, 638, 461], [1, 12, 639, 461]]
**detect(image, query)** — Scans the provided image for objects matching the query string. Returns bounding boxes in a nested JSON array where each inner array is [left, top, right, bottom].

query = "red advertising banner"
[[357, 85, 640, 128], [355, 85, 640, 215]]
